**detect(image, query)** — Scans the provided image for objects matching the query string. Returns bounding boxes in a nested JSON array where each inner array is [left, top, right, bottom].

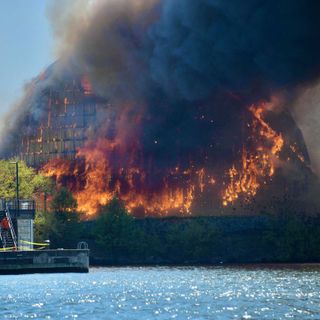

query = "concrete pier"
[[0, 249, 89, 274]]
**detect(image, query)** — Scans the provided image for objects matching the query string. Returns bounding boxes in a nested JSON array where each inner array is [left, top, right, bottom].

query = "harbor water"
[[0, 266, 319, 319]]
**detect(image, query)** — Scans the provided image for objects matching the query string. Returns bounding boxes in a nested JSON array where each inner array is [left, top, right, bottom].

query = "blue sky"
[[0, 0, 53, 114]]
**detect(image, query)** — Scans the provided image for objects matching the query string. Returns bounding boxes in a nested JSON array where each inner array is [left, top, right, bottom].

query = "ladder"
[[0, 204, 17, 250]]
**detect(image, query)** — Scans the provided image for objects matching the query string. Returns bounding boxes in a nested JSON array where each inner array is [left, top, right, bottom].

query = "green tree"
[[34, 209, 49, 243], [95, 197, 143, 261], [50, 186, 77, 214], [166, 219, 218, 263], [39, 187, 83, 248], [0, 159, 52, 199], [263, 214, 320, 262]]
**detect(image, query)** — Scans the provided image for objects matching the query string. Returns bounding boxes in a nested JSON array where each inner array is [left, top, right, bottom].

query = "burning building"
[[13, 64, 105, 167], [2, 0, 320, 218]]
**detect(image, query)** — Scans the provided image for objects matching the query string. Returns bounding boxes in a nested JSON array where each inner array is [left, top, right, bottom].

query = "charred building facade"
[[4, 61, 318, 218], [17, 65, 107, 168]]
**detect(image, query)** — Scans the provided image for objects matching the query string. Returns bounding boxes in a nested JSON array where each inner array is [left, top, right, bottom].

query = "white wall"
[[17, 219, 34, 250]]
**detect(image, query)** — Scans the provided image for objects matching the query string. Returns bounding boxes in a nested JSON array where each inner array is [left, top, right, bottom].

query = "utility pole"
[[15, 162, 19, 202], [44, 192, 47, 214], [10, 161, 19, 209]]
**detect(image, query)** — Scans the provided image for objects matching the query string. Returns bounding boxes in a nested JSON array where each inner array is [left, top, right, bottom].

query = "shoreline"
[[89, 262, 320, 270]]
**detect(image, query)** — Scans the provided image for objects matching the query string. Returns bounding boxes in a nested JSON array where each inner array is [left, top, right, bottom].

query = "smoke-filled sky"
[[46, 0, 320, 174], [2, 0, 320, 176], [0, 0, 53, 115], [48, 0, 320, 99]]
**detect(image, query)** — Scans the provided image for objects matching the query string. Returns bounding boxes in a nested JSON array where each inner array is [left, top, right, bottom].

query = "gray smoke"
[[46, 0, 320, 102], [148, 0, 320, 101], [2, 0, 320, 174], [47, 0, 160, 100], [293, 82, 320, 176]]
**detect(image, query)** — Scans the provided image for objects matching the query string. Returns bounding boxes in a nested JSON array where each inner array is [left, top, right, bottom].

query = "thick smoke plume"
[[49, 0, 320, 100], [2, 0, 320, 215], [46, 0, 320, 175], [46, 0, 320, 156]]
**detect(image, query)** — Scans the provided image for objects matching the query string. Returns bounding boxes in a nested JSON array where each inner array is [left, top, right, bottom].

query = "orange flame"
[[222, 103, 284, 206], [42, 101, 286, 216], [42, 135, 203, 216], [290, 144, 305, 163]]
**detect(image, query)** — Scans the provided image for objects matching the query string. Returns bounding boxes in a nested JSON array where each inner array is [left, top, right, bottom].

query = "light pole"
[[9, 161, 19, 209]]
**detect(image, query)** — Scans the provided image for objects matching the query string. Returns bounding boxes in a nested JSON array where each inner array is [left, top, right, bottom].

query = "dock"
[[0, 249, 89, 274], [0, 198, 90, 275]]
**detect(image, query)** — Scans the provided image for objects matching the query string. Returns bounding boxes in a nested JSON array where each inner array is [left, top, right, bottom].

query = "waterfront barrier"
[[0, 249, 89, 274]]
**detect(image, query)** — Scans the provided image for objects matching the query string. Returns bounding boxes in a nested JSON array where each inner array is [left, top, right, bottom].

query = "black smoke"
[[2, 0, 320, 214], [48, 0, 320, 170], [148, 0, 320, 102]]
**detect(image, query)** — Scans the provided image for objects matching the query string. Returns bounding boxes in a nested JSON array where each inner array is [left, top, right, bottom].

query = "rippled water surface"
[[0, 266, 319, 319]]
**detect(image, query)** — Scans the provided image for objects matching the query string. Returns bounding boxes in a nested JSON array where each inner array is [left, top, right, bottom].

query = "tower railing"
[[4, 203, 17, 250]]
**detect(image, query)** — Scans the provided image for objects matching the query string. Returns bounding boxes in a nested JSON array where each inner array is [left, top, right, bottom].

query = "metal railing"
[[0, 199, 35, 212], [5, 204, 17, 250]]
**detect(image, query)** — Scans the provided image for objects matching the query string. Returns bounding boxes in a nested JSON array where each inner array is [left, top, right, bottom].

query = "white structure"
[[17, 219, 34, 250]]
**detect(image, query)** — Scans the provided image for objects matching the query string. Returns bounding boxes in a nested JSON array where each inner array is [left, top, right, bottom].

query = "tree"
[[165, 218, 218, 263], [34, 209, 49, 243], [50, 187, 77, 214], [263, 214, 320, 262], [0, 159, 52, 199], [39, 187, 83, 248], [95, 197, 143, 261]]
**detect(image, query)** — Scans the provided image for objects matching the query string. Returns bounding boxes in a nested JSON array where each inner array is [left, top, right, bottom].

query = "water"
[[0, 266, 319, 319]]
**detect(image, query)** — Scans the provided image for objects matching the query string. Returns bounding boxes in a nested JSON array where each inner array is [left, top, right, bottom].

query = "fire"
[[222, 103, 284, 207], [81, 76, 93, 96], [290, 144, 305, 163], [42, 101, 286, 217], [42, 135, 201, 216]]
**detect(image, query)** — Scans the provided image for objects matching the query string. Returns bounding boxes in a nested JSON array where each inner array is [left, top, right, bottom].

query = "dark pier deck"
[[0, 249, 89, 274]]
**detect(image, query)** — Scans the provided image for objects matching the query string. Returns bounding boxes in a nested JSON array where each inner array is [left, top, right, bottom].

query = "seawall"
[[0, 249, 89, 274]]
